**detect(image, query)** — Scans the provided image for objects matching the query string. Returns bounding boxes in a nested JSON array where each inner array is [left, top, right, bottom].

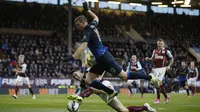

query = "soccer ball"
[[67, 100, 80, 112]]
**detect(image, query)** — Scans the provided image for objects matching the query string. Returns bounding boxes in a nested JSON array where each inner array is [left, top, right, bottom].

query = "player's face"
[[181, 62, 186, 67], [72, 71, 83, 82], [131, 55, 137, 61], [157, 41, 164, 49], [18, 55, 24, 65], [190, 62, 195, 68], [75, 20, 85, 32]]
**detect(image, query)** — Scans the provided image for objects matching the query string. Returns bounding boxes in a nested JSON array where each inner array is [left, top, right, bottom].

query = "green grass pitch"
[[0, 93, 200, 112]]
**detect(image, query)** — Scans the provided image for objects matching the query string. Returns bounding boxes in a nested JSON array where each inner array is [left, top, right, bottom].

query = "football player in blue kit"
[[65, 0, 157, 102]]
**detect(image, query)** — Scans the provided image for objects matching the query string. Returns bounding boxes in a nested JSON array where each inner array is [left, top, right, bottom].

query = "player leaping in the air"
[[68, 70, 156, 112], [65, 1, 158, 103], [12, 55, 36, 99], [146, 39, 174, 104]]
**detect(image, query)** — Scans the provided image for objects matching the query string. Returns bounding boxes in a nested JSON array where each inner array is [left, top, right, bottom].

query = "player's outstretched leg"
[[127, 72, 151, 80], [127, 85, 133, 97], [28, 85, 36, 99], [126, 72, 159, 86], [89, 80, 118, 103], [127, 103, 156, 112], [144, 103, 157, 112], [85, 72, 118, 103], [12, 86, 19, 99]]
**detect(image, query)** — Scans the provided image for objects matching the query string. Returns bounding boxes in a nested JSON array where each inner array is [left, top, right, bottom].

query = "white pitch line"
[[157, 108, 166, 110], [181, 104, 200, 107]]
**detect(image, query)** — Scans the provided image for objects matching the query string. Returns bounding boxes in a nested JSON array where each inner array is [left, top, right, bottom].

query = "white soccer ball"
[[67, 100, 80, 112]]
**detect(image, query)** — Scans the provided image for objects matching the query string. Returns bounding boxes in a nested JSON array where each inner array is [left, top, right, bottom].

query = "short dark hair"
[[74, 15, 88, 23], [158, 39, 164, 42]]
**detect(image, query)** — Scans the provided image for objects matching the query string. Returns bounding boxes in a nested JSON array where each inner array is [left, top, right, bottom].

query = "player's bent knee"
[[120, 76, 127, 81], [85, 79, 92, 85]]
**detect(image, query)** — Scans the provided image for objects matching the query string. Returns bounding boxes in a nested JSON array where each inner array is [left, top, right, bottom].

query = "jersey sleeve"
[[137, 61, 142, 70], [167, 50, 173, 58], [90, 19, 98, 27], [195, 67, 199, 76], [151, 50, 155, 59], [126, 62, 131, 73]]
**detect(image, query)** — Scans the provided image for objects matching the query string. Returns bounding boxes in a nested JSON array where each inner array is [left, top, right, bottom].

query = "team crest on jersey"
[[108, 68, 116, 75], [82, 35, 86, 41], [155, 54, 164, 59]]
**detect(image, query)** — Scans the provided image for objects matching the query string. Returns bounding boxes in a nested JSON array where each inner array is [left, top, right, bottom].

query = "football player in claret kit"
[[126, 55, 145, 97], [68, 70, 156, 112], [12, 55, 36, 99], [146, 39, 174, 104], [187, 61, 199, 96]]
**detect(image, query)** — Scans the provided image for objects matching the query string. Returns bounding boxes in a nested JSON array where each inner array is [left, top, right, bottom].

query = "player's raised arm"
[[88, 10, 99, 23], [82, 1, 99, 23]]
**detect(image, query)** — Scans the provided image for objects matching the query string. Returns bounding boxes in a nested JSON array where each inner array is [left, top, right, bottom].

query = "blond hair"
[[74, 15, 88, 23]]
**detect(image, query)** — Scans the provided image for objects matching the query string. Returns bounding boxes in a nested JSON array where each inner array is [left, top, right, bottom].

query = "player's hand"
[[131, 67, 138, 71], [13, 69, 18, 73], [82, 1, 89, 11], [145, 57, 151, 61]]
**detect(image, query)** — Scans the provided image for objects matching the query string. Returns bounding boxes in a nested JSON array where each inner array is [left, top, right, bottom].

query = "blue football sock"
[[89, 80, 114, 95], [127, 72, 151, 81]]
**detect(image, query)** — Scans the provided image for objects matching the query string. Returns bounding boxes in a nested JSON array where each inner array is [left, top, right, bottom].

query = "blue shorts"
[[90, 51, 122, 76], [179, 80, 187, 88]]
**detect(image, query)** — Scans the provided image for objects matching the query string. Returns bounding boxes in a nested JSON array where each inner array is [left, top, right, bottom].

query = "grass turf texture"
[[0, 93, 199, 112]]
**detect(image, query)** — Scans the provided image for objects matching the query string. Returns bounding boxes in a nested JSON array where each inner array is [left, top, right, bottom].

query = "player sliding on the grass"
[[64, 0, 158, 103], [68, 70, 156, 112]]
